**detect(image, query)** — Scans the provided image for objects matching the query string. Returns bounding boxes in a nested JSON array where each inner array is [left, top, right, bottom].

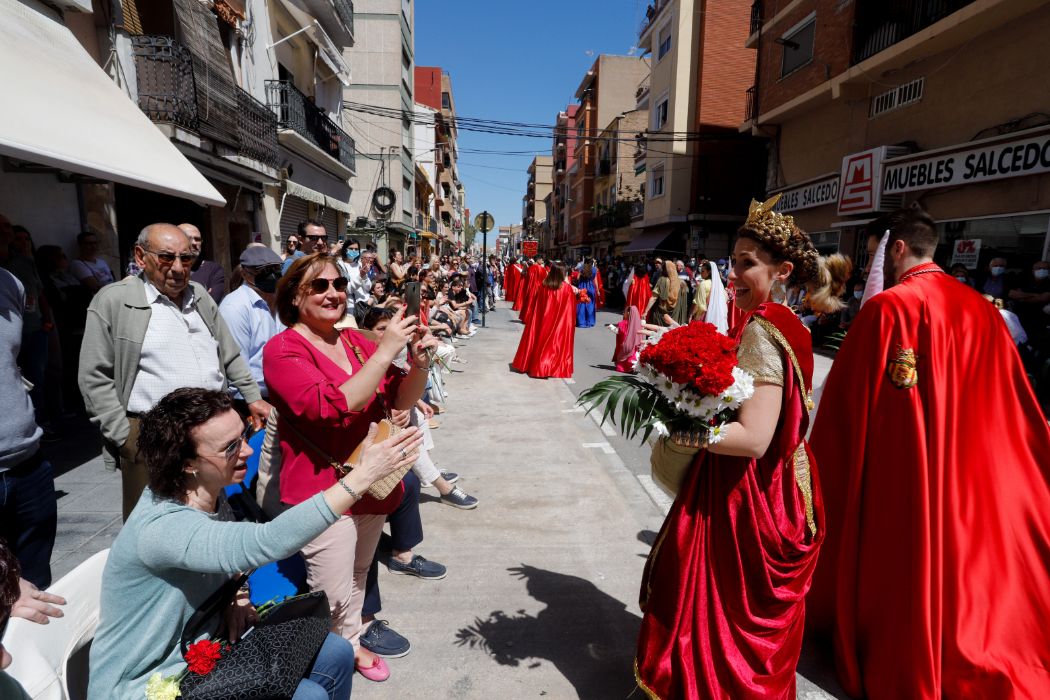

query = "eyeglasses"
[[307, 276, 349, 294], [141, 247, 197, 266], [305, 235, 327, 242], [220, 423, 254, 462]]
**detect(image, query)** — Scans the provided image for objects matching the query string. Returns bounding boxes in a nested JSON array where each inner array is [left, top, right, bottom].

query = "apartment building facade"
[[523, 155, 554, 252], [344, 0, 415, 257], [548, 105, 580, 259], [630, 0, 762, 261], [592, 109, 648, 258], [744, 0, 1050, 273], [569, 55, 650, 260]]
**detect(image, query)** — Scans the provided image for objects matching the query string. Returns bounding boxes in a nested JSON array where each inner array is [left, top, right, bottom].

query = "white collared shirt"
[[127, 281, 224, 413], [218, 283, 280, 398]]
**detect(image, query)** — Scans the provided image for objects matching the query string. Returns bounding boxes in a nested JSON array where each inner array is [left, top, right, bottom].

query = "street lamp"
[[474, 211, 495, 328]]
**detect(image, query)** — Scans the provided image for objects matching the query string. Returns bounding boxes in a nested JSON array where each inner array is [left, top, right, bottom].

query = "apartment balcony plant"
[[266, 79, 356, 175], [131, 35, 279, 169]]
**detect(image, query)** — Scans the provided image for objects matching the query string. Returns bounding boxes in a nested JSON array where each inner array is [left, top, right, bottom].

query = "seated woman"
[[88, 387, 422, 700], [264, 254, 438, 683], [367, 278, 399, 309]]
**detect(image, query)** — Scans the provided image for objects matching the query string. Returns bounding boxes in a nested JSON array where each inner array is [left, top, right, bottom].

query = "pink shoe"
[[355, 654, 390, 682]]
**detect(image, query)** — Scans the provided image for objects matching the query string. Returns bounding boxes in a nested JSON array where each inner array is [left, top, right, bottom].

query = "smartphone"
[[403, 281, 421, 320]]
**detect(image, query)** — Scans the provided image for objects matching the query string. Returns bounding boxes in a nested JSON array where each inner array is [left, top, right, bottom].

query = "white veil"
[[704, 260, 729, 334], [861, 230, 889, 307]]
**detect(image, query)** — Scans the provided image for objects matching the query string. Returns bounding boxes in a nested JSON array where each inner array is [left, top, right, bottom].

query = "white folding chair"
[[6, 550, 109, 700]]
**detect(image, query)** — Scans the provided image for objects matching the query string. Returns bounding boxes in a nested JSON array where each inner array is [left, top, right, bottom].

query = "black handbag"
[[178, 574, 331, 700]]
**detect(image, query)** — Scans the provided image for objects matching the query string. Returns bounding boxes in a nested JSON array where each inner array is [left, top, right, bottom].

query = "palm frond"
[[578, 376, 677, 443]]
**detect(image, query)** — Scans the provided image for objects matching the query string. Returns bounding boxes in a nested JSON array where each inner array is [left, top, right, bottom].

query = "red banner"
[[522, 240, 538, 257]]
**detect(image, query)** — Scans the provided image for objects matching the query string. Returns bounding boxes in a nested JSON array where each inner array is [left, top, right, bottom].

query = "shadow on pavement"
[[43, 415, 102, 480], [454, 564, 641, 699]]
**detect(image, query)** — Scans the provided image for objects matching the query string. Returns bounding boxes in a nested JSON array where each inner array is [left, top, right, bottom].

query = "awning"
[[622, 230, 683, 254], [278, 1, 352, 87], [324, 195, 353, 215], [0, 0, 225, 207], [283, 180, 326, 205]]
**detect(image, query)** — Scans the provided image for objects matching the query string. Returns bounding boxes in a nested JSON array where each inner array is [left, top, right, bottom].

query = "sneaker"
[[441, 486, 478, 510], [359, 620, 411, 659], [387, 554, 448, 580], [440, 470, 459, 484]]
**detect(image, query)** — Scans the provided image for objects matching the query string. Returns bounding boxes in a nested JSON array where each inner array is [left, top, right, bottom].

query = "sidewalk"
[[48, 304, 845, 698]]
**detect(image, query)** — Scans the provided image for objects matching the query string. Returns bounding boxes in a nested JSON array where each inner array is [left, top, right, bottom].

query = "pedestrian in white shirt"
[[334, 239, 372, 304], [219, 246, 283, 400]]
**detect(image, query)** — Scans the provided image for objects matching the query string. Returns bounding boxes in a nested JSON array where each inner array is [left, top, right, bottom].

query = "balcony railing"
[[598, 159, 612, 176], [333, 0, 355, 37], [266, 80, 356, 173], [630, 200, 645, 220], [745, 85, 758, 122], [853, 0, 976, 64], [750, 1, 762, 34], [639, 0, 670, 37], [131, 35, 279, 168]]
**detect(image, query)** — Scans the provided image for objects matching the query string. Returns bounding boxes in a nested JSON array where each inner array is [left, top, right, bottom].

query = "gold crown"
[[744, 194, 795, 246]]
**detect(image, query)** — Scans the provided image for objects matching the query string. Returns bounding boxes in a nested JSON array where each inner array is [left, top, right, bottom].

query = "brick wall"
[[414, 66, 441, 111], [697, 0, 757, 127], [753, 0, 855, 118]]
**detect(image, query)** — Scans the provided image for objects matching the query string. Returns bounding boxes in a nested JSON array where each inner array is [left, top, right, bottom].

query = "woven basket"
[[649, 432, 705, 495], [347, 419, 416, 500]]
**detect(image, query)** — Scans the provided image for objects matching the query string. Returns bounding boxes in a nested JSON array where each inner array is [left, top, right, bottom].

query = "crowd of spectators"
[[0, 213, 492, 695]]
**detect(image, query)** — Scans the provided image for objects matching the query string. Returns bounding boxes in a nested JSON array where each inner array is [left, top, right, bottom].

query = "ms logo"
[[838, 152, 876, 214]]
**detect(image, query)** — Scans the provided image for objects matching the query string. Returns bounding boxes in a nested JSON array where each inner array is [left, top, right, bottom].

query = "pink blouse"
[[263, 328, 405, 515]]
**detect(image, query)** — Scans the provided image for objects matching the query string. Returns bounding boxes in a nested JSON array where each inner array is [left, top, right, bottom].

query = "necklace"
[[899, 264, 944, 284]]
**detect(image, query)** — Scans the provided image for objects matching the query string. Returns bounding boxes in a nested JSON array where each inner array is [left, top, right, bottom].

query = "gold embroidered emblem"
[[887, 346, 918, 389]]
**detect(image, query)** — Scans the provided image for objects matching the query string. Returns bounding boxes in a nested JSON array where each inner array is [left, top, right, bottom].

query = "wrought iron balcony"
[[333, 0, 354, 37], [750, 1, 762, 35], [266, 80, 356, 173], [745, 85, 758, 122], [598, 159, 612, 176], [853, 0, 976, 64], [131, 35, 279, 168], [630, 200, 645, 220]]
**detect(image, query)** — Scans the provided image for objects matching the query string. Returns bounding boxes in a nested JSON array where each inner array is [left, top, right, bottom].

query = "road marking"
[[636, 475, 673, 515], [561, 406, 586, 413], [581, 442, 616, 455], [563, 378, 576, 385]]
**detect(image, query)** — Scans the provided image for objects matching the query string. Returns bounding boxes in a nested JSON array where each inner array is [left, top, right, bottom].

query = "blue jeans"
[[292, 633, 355, 700], [0, 451, 57, 589], [363, 470, 423, 617]]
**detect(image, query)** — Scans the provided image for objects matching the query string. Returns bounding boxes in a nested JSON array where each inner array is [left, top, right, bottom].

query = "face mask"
[[991, 266, 1006, 276], [253, 267, 281, 294], [1035, 269, 1049, 280], [955, 276, 968, 283], [853, 291, 863, 300], [347, 249, 360, 261]]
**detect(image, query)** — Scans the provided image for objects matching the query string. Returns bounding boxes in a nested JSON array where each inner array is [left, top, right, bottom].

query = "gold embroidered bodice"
[[736, 321, 785, 386]]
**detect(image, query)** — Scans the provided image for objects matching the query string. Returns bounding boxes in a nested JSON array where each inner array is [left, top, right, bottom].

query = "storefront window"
[[936, 212, 1050, 271]]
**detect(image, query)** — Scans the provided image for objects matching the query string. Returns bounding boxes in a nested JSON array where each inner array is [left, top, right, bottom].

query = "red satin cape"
[[595, 271, 606, 308], [519, 264, 548, 325], [505, 264, 522, 304], [511, 282, 576, 378], [626, 275, 652, 317], [808, 265, 1050, 699], [636, 304, 824, 700]]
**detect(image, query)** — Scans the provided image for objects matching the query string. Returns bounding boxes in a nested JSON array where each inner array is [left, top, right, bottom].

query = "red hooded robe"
[[511, 281, 576, 378]]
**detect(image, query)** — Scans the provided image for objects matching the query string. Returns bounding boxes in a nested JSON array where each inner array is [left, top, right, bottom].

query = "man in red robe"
[[504, 260, 522, 304], [809, 204, 1050, 698], [518, 258, 548, 325]]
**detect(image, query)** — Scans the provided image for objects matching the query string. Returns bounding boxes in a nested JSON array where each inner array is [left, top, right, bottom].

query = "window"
[[653, 96, 669, 131], [441, 92, 451, 110], [651, 164, 665, 198], [657, 24, 673, 61], [780, 14, 816, 77]]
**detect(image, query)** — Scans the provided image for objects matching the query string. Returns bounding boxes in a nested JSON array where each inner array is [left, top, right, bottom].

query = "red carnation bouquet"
[[580, 321, 755, 447], [578, 289, 591, 304]]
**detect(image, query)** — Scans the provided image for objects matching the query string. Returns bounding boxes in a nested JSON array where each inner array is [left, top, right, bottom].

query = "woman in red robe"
[[636, 196, 848, 699], [511, 263, 576, 378], [504, 260, 522, 304], [512, 261, 530, 313], [625, 264, 652, 317], [519, 259, 548, 325]]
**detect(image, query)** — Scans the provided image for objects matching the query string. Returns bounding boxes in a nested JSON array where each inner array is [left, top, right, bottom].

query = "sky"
[[414, 1, 649, 232]]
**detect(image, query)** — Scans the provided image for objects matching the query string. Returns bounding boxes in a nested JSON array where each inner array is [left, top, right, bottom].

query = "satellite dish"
[[372, 187, 396, 216]]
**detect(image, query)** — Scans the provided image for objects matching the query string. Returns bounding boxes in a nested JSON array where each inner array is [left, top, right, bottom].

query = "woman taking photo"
[[635, 196, 848, 699], [88, 387, 422, 699], [511, 263, 576, 379], [264, 253, 439, 683]]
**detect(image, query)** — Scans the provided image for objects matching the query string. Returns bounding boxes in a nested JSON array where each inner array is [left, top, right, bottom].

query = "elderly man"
[[79, 224, 270, 519], [219, 245, 282, 399], [180, 223, 226, 304]]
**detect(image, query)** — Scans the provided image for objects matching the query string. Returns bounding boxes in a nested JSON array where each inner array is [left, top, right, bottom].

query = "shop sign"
[[522, 240, 539, 257], [837, 146, 907, 215], [772, 174, 840, 213], [883, 128, 1050, 195], [950, 239, 982, 270]]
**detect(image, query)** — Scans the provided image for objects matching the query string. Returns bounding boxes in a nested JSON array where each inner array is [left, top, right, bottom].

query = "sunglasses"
[[221, 423, 254, 462], [307, 276, 349, 294], [142, 247, 197, 266], [305, 235, 327, 242]]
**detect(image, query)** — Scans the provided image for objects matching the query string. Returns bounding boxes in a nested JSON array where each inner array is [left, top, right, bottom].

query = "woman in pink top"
[[264, 253, 439, 682]]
